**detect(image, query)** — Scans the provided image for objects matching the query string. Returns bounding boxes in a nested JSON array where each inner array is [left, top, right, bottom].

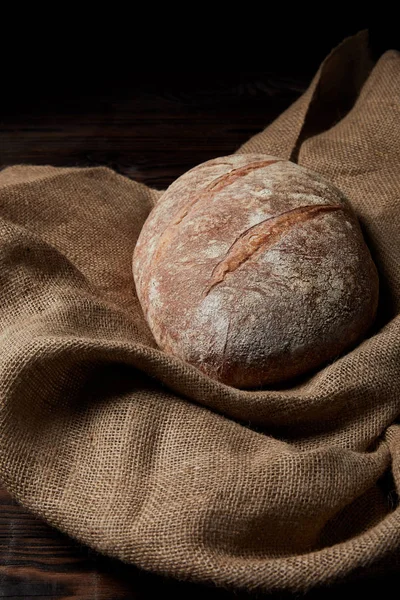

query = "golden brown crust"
[[133, 154, 379, 389]]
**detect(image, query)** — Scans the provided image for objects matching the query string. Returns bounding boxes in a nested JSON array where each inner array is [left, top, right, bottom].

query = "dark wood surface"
[[1, 67, 399, 598], [0, 72, 306, 188]]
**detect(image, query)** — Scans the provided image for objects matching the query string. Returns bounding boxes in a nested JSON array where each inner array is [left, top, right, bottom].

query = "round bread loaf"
[[133, 154, 379, 388]]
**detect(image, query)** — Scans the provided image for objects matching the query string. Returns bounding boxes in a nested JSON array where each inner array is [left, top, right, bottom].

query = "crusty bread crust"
[[133, 154, 379, 388]]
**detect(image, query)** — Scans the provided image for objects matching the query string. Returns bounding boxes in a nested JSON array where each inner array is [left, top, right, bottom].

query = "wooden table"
[[1, 68, 399, 598]]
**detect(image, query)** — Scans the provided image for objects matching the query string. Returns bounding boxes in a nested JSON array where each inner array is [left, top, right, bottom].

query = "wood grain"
[[1, 70, 399, 598], [0, 73, 303, 189]]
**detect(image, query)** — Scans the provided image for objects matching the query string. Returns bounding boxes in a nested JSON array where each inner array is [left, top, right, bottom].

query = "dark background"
[[1, 21, 400, 600]]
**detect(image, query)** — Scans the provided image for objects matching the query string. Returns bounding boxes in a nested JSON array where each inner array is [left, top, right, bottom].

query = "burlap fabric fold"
[[1, 31, 400, 592]]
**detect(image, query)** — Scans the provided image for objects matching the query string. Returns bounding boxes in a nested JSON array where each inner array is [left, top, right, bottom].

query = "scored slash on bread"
[[172, 159, 281, 228], [144, 159, 282, 303], [205, 204, 345, 296]]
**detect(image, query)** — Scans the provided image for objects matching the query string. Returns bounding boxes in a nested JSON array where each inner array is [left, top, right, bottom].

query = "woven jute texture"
[[1, 32, 400, 592]]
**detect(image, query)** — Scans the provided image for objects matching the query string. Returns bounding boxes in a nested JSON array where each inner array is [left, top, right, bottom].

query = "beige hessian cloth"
[[1, 32, 400, 592]]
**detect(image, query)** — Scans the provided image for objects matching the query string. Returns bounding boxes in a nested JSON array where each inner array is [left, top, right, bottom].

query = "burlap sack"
[[1, 31, 400, 593]]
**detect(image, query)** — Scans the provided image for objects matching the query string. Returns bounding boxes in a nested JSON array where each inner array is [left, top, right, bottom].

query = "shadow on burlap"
[[1, 31, 400, 592]]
